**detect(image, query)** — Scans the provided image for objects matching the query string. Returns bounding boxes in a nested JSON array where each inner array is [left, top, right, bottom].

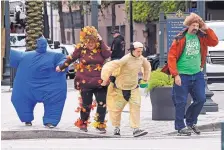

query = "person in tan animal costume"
[[101, 41, 151, 137]]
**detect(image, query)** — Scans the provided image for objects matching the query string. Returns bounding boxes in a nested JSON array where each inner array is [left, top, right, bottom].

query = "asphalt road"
[[1, 131, 221, 150]]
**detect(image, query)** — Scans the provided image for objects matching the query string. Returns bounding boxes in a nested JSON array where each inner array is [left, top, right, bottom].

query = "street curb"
[[1, 130, 117, 140], [166, 122, 222, 136], [1, 122, 222, 140]]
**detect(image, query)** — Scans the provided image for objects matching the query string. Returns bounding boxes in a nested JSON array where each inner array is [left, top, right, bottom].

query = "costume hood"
[[36, 36, 47, 53]]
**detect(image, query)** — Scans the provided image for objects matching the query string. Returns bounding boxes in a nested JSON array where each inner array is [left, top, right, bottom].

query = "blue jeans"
[[172, 71, 206, 130]]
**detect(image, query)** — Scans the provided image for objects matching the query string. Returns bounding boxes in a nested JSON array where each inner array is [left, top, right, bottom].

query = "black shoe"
[[80, 125, 88, 132], [178, 127, 191, 136], [96, 127, 106, 134], [133, 128, 148, 137], [188, 124, 201, 135], [45, 123, 55, 129], [114, 127, 120, 136], [25, 122, 32, 126]]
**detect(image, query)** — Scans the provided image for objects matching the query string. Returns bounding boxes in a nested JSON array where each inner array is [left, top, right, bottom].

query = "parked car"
[[50, 48, 75, 79], [60, 44, 77, 79], [147, 53, 167, 71], [205, 21, 224, 79], [49, 42, 77, 79], [10, 33, 26, 51], [148, 21, 224, 80], [10, 33, 52, 51], [10, 34, 76, 79], [60, 44, 75, 55]]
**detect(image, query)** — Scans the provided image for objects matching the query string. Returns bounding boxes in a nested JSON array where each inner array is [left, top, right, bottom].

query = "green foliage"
[[62, 1, 119, 16], [70, 0, 89, 6], [50, 1, 114, 12], [125, 0, 186, 23], [132, 1, 151, 23], [147, 69, 174, 92]]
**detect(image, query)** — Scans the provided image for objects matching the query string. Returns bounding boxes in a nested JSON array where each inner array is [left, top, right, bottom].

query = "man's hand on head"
[[199, 19, 208, 30]]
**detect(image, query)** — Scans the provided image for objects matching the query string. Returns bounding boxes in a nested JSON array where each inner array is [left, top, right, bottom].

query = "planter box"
[[150, 87, 192, 120]]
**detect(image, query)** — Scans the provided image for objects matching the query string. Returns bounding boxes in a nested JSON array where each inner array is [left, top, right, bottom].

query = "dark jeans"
[[80, 87, 107, 123], [172, 71, 206, 130]]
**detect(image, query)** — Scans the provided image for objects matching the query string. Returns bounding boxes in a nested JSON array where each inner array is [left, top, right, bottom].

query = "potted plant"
[[147, 69, 191, 120]]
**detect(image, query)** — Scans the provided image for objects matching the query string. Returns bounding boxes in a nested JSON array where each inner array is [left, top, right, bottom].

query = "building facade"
[[48, 2, 147, 54]]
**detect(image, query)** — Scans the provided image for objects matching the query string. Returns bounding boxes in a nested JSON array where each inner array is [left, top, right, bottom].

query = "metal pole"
[[119, 23, 121, 33], [222, 122, 224, 150], [130, 1, 133, 43], [43, 1, 49, 38], [159, 12, 165, 67], [197, 0, 218, 112], [185, 0, 189, 12], [1, 0, 11, 85], [50, 2, 53, 41], [84, 5, 88, 26], [86, 8, 89, 26], [91, 0, 98, 30], [1, 1, 4, 26]]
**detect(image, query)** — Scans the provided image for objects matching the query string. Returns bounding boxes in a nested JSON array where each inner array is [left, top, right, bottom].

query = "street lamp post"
[[197, 0, 218, 112], [91, 0, 98, 30], [1, 1, 11, 86], [159, 12, 165, 68]]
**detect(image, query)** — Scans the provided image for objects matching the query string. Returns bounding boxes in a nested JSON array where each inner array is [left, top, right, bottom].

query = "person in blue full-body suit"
[[10, 36, 67, 128]]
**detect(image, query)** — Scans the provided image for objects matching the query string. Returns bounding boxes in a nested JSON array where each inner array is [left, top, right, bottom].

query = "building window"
[[62, 11, 81, 29]]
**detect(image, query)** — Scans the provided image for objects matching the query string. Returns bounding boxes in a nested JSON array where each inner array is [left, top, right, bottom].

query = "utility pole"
[[222, 122, 224, 150], [50, 2, 53, 42], [43, 1, 49, 38], [130, 1, 133, 43], [197, 0, 218, 112], [69, 2, 75, 44]]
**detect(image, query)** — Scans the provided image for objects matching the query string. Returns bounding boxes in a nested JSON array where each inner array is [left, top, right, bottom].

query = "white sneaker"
[[133, 128, 148, 137], [25, 122, 32, 126], [45, 123, 55, 129]]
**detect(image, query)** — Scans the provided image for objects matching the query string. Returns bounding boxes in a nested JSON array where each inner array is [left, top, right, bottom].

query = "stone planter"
[[150, 87, 192, 120]]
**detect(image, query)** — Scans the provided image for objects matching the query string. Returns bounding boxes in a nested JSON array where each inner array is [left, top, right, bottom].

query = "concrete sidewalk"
[[1, 86, 224, 140]]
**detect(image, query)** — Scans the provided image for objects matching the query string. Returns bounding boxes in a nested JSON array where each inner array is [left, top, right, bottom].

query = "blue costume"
[[10, 36, 67, 127]]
